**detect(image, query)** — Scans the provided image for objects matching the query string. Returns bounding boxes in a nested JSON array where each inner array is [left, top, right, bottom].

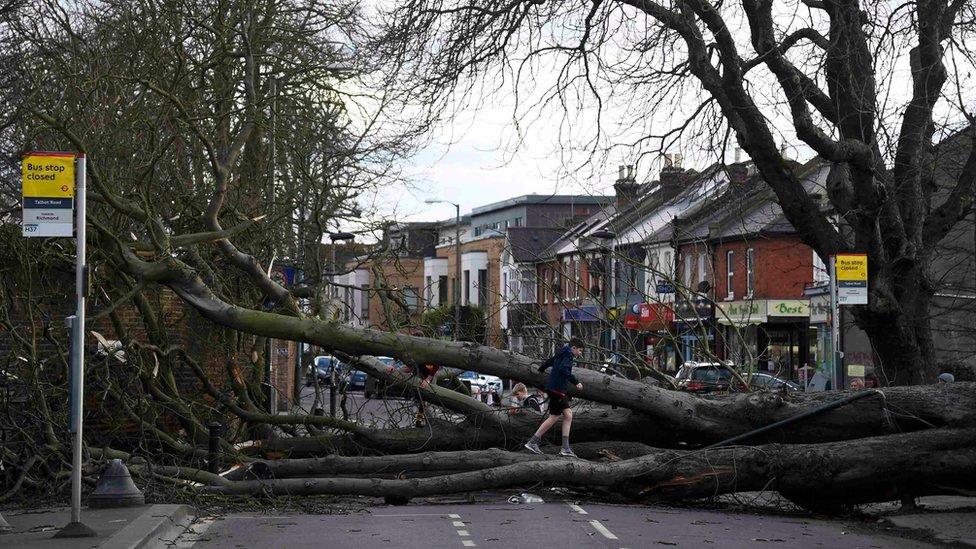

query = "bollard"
[[88, 459, 145, 508], [208, 422, 222, 474]]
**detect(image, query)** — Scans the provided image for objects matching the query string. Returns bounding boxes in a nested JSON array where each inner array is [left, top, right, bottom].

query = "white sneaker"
[[559, 448, 577, 457], [524, 441, 542, 455]]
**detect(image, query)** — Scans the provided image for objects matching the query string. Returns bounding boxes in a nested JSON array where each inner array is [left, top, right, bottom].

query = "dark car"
[[748, 372, 801, 392], [340, 370, 368, 392], [675, 362, 747, 394], [306, 356, 347, 386]]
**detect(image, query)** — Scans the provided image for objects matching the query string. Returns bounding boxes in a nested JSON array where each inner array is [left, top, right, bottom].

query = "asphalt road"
[[172, 500, 933, 549], [297, 385, 428, 429]]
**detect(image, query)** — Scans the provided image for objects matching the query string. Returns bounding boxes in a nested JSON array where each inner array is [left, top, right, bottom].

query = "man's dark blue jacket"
[[538, 345, 579, 393]]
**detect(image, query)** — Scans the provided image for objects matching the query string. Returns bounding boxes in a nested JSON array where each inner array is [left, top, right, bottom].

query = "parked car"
[[675, 362, 747, 394], [306, 355, 346, 386], [339, 369, 368, 392], [458, 370, 503, 394], [747, 372, 801, 392]]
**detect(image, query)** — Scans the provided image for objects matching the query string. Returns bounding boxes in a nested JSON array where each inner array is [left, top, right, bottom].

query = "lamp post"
[[425, 199, 462, 341], [591, 229, 616, 360], [327, 231, 355, 417]]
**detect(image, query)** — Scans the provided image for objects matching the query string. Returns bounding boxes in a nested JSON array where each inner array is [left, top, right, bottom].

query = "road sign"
[[22, 152, 75, 237], [835, 254, 868, 305]]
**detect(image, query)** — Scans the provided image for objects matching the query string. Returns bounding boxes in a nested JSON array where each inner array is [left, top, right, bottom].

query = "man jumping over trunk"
[[524, 337, 584, 457]]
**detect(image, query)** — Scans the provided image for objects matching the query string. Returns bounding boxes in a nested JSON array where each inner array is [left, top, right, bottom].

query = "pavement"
[[868, 496, 976, 547], [168, 497, 955, 549], [0, 504, 193, 548]]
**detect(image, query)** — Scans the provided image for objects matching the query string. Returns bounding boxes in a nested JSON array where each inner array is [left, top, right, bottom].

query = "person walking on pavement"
[[523, 337, 585, 457]]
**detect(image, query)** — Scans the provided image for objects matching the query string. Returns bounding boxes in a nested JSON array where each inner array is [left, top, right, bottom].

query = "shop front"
[[562, 304, 602, 362], [673, 298, 715, 364], [717, 299, 811, 382], [622, 302, 677, 373], [806, 289, 832, 388]]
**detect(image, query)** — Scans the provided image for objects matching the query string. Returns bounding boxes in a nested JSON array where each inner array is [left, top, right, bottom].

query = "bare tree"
[[372, 0, 976, 385]]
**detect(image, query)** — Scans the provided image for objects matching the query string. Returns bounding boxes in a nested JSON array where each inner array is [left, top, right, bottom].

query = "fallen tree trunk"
[[164, 270, 976, 445], [204, 429, 976, 512]]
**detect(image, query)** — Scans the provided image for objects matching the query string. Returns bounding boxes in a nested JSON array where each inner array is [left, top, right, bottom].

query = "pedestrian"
[[523, 387, 547, 414], [523, 337, 585, 457], [505, 383, 529, 415]]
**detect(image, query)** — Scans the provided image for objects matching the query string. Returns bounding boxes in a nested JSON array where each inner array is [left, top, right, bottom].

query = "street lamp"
[[590, 229, 616, 359], [327, 231, 354, 418], [425, 199, 462, 341]]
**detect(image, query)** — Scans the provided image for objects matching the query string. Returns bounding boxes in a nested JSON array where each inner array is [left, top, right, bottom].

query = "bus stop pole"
[[55, 154, 95, 538]]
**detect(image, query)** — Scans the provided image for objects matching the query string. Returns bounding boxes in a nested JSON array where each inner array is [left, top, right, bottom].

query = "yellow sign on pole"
[[834, 253, 868, 305], [22, 152, 76, 237]]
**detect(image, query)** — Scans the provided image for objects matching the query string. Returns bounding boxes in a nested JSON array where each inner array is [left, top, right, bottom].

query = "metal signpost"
[[829, 254, 868, 391], [23, 152, 95, 537]]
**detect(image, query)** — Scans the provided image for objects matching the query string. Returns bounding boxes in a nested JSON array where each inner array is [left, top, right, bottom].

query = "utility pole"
[[829, 256, 842, 390]]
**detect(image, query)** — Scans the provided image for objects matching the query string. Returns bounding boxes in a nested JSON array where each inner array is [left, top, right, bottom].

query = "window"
[[726, 250, 734, 299], [746, 248, 755, 297], [425, 276, 433, 306], [404, 287, 420, 313], [572, 259, 581, 299], [513, 217, 523, 227], [664, 251, 672, 280], [698, 252, 708, 288], [684, 253, 694, 288], [541, 268, 549, 303], [464, 270, 471, 304], [477, 269, 488, 307], [503, 272, 509, 300], [474, 226, 483, 237], [520, 269, 536, 303], [438, 276, 448, 304], [360, 284, 369, 321]]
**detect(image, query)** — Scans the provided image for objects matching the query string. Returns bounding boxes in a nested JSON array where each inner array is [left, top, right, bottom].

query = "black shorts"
[[546, 390, 571, 415]]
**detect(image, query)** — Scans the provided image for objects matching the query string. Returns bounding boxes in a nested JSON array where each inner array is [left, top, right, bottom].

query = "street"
[[297, 385, 428, 429], [171, 500, 931, 548]]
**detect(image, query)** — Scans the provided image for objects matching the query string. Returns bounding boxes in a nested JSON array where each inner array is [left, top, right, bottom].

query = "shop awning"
[[716, 299, 768, 326]]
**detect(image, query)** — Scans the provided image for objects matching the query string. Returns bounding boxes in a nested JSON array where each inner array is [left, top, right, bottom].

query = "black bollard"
[[208, 421, 222, 474]]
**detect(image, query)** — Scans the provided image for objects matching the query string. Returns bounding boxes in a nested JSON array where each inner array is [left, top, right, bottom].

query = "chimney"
[[614, 164, 640, 209], [660, 153, 687, 190], [728, 163, 749, 184]]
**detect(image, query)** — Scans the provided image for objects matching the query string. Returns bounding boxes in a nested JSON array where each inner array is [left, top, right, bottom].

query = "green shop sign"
[[768, 299, 808, 317]]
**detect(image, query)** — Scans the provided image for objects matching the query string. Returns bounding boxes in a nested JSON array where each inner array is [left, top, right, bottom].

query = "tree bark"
[[202, 429, 976, 511]]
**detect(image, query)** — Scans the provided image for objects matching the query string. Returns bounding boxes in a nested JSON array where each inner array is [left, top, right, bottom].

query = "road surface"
[[171, 499, 931, 548]]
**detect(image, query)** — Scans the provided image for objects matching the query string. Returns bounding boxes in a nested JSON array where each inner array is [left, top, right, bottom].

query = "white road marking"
[[589, 520, 619, 540], [453, 521, 466, 527], [457, 529, 470, 536], [568, 503, 588, 514], [462, 541, 476, 547]]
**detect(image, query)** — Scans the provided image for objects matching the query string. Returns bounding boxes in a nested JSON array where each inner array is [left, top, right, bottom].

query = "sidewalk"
[[0, 504, 193, 548], [869, 496, 976, 547]]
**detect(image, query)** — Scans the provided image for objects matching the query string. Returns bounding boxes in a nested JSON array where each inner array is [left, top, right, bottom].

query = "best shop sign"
[[22, 152, 75, 237]]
